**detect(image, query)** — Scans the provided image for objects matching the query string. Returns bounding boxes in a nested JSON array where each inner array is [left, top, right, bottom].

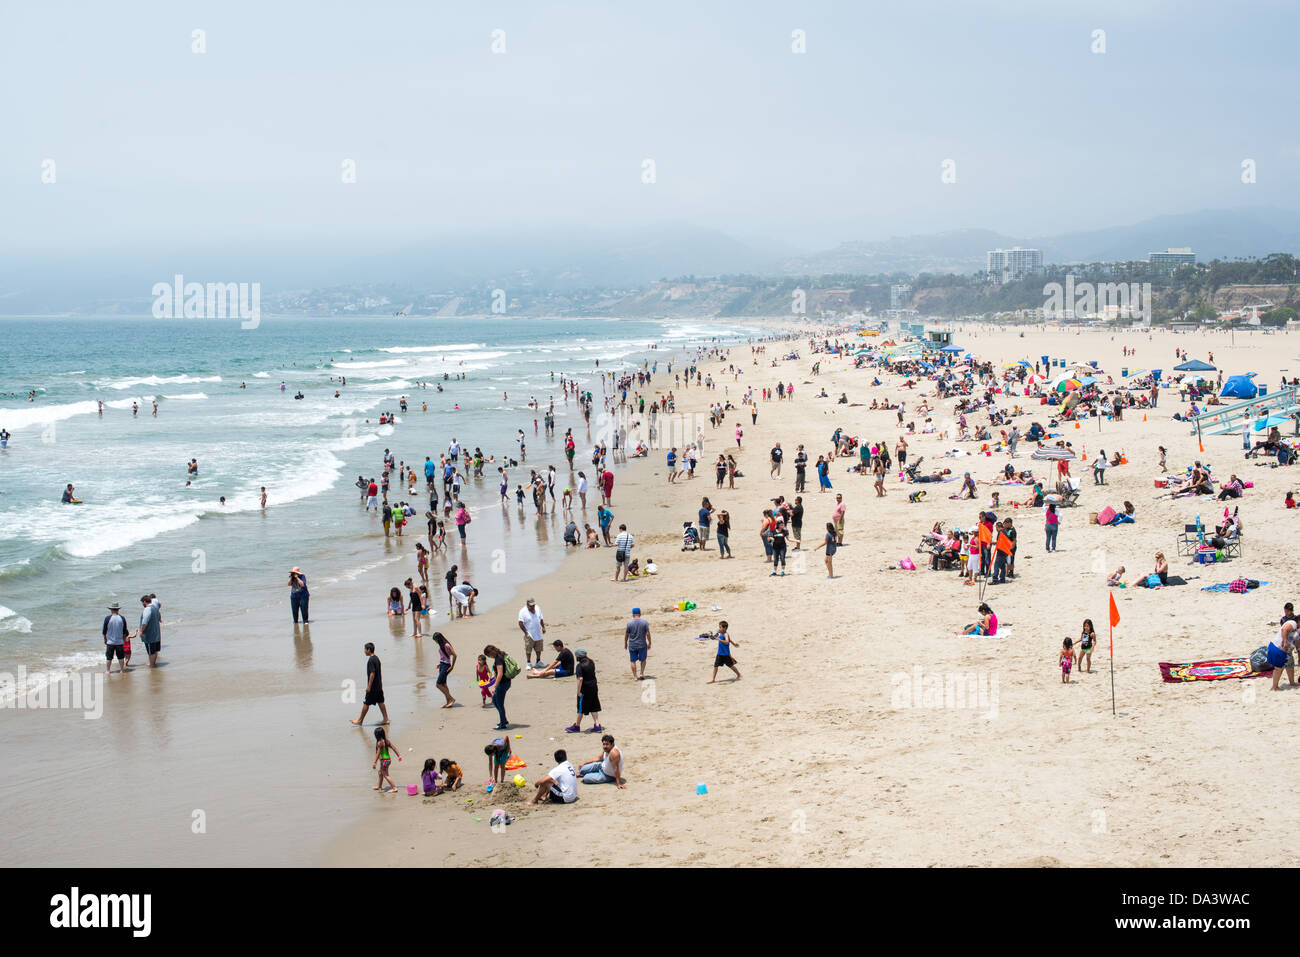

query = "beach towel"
[[1158, 658, 1271, 683], [1201, 581, 1269, 593]]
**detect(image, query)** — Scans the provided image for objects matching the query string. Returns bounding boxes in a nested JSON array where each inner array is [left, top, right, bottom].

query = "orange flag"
[[1108, 593, 1120, 658]]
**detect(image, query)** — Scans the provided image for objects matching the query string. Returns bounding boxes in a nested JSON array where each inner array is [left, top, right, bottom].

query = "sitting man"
[[524, 749, 579, 806], [578, 734, 625, 788], [563, 521, 580, 546], [527, 639, 575, 679]]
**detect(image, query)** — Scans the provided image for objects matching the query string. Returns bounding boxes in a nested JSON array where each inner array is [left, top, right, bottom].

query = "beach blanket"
[[1201, 581, 1269, 593], [1158, 658, 1271, 683]]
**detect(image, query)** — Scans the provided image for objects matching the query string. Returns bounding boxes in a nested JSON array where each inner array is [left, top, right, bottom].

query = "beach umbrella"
[[940, 344, 964, 353], [1255, 415, 1291, 431], [1001, 362, 1021, 369], [1031, 446, 1076, 461], [1018, 360, 1032, 367], [1055, 378, 1082, 393], [1077, 376, 1098, 386], [1174, 359, 1216, 372]]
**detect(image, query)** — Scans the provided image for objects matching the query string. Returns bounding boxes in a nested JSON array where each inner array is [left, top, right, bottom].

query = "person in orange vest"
[[978, 513, 994, 576], [991, 520, 1013, 584]]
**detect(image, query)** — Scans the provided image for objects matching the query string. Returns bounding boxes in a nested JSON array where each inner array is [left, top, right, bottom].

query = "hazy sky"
[[3, 0, 1298, 256]]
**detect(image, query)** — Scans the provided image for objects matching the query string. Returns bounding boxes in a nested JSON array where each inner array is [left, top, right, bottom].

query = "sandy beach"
[[322, 324, 1300, 868]]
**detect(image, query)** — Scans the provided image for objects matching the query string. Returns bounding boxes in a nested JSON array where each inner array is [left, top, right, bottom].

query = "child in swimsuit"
[[1078, 619, 1096, 673], [1059, 637, 1075, 684], [372, 727, 402, 791], [476, 655, 494, 706]]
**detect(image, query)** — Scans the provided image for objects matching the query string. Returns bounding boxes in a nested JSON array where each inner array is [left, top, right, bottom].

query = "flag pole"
[[1109, 622, 1116, 716]]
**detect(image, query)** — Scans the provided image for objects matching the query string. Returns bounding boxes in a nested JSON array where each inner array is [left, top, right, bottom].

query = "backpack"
[[502, 655, 522, 680]]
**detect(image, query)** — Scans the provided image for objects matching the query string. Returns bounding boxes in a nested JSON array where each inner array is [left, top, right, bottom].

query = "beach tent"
[[1174, 359, 1216, 372], [1220, 374, 1258, 399]]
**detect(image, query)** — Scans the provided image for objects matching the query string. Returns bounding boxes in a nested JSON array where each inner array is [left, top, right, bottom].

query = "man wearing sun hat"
[[624, 607, 651, 680], [102, 601, 131, 675]]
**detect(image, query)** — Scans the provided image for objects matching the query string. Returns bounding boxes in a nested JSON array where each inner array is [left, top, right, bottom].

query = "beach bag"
[[1266, 643, 1289, 669], [1096, 506, 1116, 526], [1250, 646, 1272, 672], [502, 655, 522, 680], [1228, 578, 1248, 594], [1145, 573, 1162, 588], [899, 556, 915, 570]]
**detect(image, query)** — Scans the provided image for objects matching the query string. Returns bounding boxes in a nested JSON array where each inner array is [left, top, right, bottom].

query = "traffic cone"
[[1143, 414, 1147, 422]]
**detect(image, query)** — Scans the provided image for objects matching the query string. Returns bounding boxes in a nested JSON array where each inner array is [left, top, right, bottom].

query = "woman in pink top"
[[962, 603, 997, 635]]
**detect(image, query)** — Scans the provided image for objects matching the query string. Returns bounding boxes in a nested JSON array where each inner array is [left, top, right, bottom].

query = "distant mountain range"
[[1, 207, 1297, 315], [781, 207, 1300, 277]]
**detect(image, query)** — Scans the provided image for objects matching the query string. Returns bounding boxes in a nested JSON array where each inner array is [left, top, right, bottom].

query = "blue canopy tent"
[[1221, 374, 1258, 400], [1174, 359, 1216, 372]]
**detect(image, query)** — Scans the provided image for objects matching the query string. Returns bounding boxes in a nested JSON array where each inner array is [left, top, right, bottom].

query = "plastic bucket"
[[406, 784, 418, 795]]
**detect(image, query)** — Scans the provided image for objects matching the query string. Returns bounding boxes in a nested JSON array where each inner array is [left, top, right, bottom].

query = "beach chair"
[[1176, 523, 1203, 557], [1220, 526, 1244, 559], [1053, 482, 1081, 508]]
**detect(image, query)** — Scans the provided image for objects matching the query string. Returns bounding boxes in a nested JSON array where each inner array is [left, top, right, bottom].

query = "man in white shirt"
[[613, 525, 635, 582], [524, 749, 578, 805], [517, 598, 547, 668], [579, 734, 626, 788], [1242, 412, 1252, 451]]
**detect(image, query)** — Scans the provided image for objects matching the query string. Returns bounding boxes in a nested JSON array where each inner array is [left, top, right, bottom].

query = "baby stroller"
[[681, 522, 700, 551]]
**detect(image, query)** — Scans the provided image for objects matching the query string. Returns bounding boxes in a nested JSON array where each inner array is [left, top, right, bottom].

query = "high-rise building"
[[890, 283, 911, 309], [987, 247, 1042, 283], [1148, 247, 1196, 272]]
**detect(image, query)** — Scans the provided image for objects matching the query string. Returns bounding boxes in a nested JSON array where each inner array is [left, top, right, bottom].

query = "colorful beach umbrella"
[[1055, 378, 1082, 393]]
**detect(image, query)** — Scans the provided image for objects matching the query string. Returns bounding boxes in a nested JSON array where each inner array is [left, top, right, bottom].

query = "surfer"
[[61, 483, 81, 504]]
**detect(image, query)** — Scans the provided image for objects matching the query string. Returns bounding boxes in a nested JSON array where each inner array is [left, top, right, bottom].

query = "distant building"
[[890, 283, 912, 309], [1148, 247, 1196, 272], [987, 247, 1042, 284]]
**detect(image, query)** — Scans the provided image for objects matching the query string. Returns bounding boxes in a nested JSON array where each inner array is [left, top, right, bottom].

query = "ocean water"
[[0, 316, 759, 697]]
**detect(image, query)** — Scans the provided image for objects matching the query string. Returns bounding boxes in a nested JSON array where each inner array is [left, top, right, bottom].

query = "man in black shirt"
[[790, 497, 805, 549], [793, 445, 807, 492], [528, 639, 575, 679], [770, 443, 783, 479], [350, 642, 390, 725], [445, 564, 458, 616]]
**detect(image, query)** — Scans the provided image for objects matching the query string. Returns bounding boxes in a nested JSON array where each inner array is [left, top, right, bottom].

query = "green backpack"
[[502, 655, 522, 680]]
